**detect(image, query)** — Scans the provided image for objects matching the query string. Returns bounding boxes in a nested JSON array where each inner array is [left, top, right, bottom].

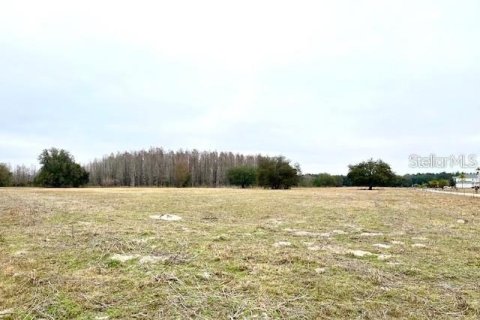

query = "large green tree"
[[227, 165, 257, 188], [0, 163, 12, 187], [35, 148, 89, 187], [347, 159, 395, 190], [257, 156, 299, 189]]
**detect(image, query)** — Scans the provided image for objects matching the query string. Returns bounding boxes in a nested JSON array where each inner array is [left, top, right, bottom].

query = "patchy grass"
[[1, 187, 479, 319]]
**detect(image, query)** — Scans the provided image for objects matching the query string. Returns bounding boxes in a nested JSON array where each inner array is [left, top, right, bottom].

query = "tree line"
[[0, 149, 88, 188], [0, 148, 300, 188], [300, 164, 457, 188], [0, 164, 37, 187], [228, 157, 299, 189], [86, 148, 263, 187], [0, 149, 461, 189]]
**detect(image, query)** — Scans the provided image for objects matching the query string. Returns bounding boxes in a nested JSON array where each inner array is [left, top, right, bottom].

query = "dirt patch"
[[274, 241, 292, 247], [412, 243, 427, 248], [267, 219, 284, 226], [13, 250, 28, 256], [372, 243, 391, 249], [133, 237, 156, 244], [377, 254, 392, 261], [110, 254, 139, 262], [198, 271, 212, 280], [0, 309, 14, 318], [349, 250, 374, 257], [412, 237, 428, 241], [322, 245, 391, 260], [110, 253, 182, 264], [315, 267, 327, 274], [149, 214, 182, 221], [285, 228, 344, 238], [360, 232, 384, 237], [139, 255, 169, 264]]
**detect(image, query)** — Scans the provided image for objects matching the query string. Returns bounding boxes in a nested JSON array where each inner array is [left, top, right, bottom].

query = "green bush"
[[227, 166, 257, 188], [34, 148, 89, 187], [257, 156, 299, 189], [0, 163, 12, 187]]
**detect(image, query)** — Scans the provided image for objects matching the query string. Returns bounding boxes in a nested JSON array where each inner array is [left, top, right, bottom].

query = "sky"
[[1, 0, 479, 174]]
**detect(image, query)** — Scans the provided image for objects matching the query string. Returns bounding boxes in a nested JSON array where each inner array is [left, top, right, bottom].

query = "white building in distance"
[[454, 173, 479, 189]]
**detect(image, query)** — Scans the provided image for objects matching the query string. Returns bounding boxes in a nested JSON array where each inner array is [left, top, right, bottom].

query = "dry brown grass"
[[1, 187, 479, 319]]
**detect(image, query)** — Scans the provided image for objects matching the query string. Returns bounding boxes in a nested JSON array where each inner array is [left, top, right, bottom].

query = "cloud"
[[1, 0, 480, 174]]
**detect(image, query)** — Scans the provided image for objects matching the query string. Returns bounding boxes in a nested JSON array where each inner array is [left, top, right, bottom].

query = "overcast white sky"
[[1, 0, 479, 174]]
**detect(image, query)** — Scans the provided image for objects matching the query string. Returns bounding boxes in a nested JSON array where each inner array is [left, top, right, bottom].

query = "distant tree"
[[298, 174, 315, 187], [34, 148, 89, 187], [312, 173, 337, 187], [227, 166, 257, 188], [406, 172, 454, 187], [449, 177, 456, 187], [312, 173, 344, 187], [392, 175, 408, 187], [459, 172, 466, 187], [437, 179, 450, 188], [11, 165, 36, 186], [427, 180, 439, 188], [342, 175, 353, 186], [459, 172, 466, 193], [0, 163, 12, 187], [174, 158, 191, 187], [257, 156, 299, 189], [347, 159, 395, 190]]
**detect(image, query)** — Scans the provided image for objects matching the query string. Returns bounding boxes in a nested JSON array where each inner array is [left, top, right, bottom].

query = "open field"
[[1, 187, 480, 319]]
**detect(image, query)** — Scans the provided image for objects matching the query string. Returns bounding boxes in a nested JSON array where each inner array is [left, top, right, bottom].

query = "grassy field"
[[1, 187, 479, 319]]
